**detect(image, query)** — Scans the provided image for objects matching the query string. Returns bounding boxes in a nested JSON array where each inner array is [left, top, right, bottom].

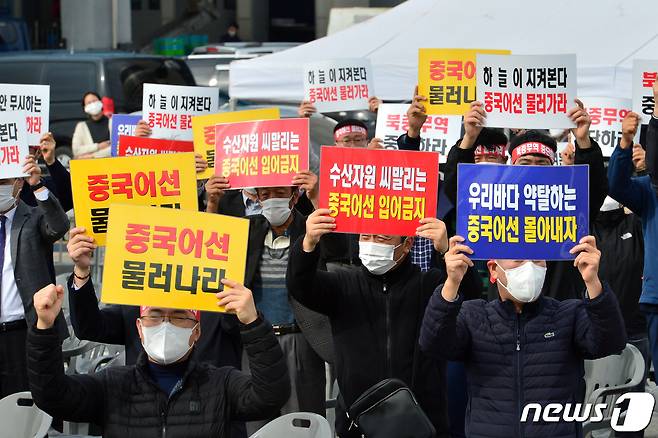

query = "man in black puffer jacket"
[[420, 234, 626, 438], [27, 280, 290, 438]]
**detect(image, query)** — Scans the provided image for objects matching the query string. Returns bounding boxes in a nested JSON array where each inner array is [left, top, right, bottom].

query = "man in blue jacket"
[[608, 78, 658, 382], [419, 234, 626, 438]]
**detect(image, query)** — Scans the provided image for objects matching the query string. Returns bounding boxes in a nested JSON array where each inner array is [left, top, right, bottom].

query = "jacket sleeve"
[[27, 325, 105, 424], [419, 286, 472, 361], [397, 133, 421, 151], [573, 284, 627, 359], [443, 140, 475, 207], [608, 145, 650, 216], [67, 276, 127, 345], [45, 159, 73, 212], [574, 138, 607, 225], [646, 116, 658, 194], [226, 318, 290, 421], [286, 235, 344, 317], [36, 191, 70, 243]]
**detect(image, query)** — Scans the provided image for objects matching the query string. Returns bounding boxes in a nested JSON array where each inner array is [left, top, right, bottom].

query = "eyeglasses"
[[139, 315, 198, 328]]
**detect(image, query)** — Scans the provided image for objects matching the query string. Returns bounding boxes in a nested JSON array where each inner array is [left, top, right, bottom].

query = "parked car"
[[0, 51, 198, 166]]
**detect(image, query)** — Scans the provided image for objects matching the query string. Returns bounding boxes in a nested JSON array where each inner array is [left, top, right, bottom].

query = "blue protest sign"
[[110, 114, 141, 156], [456, 163, 589, 260]]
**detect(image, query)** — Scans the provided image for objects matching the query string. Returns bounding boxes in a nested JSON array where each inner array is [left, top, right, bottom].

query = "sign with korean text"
[[319, 147, 439, 236], [0, 111, 28, 179], [457, 164, 589, 260], [71, 152, 198, 246], [418, 49, 510, 115], [215, 118, 309, 188], [632, 60, 658, 124], [117, 135, 194, 157], [303, 59, 373, 113], [110, 114, 141, 156], [192, 108, 280, 180], [476, 54, 577, 129], [374, 103, 462, 162], [142, 84, 218, 141], [0, 84, 49, 145], [582, 97, 632, 157], [102, 204, 249, 313]]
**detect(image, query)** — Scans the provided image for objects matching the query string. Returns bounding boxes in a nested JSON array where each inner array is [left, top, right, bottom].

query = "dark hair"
[[81, 91, 101, 108], [508, 129, 557, 155], [473, 128, 508, 149], [229, 22, 239, 29], [333, 119, 368, 133]]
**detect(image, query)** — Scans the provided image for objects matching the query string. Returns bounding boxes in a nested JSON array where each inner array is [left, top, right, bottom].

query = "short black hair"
[[508, 129, 557, 155], [81, 91, 101, 108], [473, 128, 508, 149], [333, 119, 368, 134]]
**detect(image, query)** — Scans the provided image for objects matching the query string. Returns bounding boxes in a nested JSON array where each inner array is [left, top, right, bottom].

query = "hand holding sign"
[[34, 284, 65, 330], [567, 99, 592, 149], [407, 86, 428, 139], [39, 132, 56, 165], [195, 153, 208, 174], [216, 279, 258, 325], [205, 175, 231, 208], [303, 208, 336, 252], [135, 120, 152, 137], [368, 96, 382, 113], [298, 100, 317, 118], [621, 112, 641, 149], [416, 217, 449, 254], [461, 101, 486, 149], [569, 235, 602, 298], [23, 155, 41, 187], [442, 235, 474, 301], [292, 170, 319, 205]]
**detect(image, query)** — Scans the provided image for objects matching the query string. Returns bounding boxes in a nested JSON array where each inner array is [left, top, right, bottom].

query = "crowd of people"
[[0, 76, 656, 438]]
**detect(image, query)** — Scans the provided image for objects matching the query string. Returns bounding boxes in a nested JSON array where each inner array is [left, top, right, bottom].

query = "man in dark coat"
[[420, 234, 626, 438]]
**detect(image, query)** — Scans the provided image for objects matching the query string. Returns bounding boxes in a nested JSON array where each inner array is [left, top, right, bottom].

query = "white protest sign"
[[476, 54, 577, 129], [303, 59, 374, 113], [0, 112, 29, 179], [631, 60, 657, 125], [142, 84, 218, 141], [581, 97, 632, 157], [0, 84, 49, 145], [374, 103, 462, 163]]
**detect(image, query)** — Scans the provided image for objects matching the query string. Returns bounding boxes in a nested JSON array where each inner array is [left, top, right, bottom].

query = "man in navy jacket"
[[419, 235, 626, 438]]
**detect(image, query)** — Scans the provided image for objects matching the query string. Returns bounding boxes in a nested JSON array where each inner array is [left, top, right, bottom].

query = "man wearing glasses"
[[25, 280, 290, 438]]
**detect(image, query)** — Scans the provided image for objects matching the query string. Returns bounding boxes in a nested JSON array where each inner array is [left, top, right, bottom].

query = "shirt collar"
[[1, 204, 18, 222]]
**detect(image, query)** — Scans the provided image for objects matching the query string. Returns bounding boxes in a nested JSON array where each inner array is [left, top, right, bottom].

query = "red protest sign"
[[319, 147, 439, 236], [118, 135, 194, 156], [214, 118, 309, 188]]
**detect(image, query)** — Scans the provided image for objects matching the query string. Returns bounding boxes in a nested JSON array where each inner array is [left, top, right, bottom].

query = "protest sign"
[[476, 54, 577, 129], [102, 204, 249, 313], [71, 152, 198, 246], [457, 163, 589, 260], [303, 59, 373, 113], [110, 114, 141, 156], [142, 84, 218, 141], [0, 84, 49, 145], [582, 97, 632, 157], [319, 147, 439, 236], [215, 118, 309, 188], [0, 111, 28, 179], [418, 49, 510, 115], [192, 108, 280, 180], [117, 135, 194, 156], [632, 60, 658, 124], [374, 103, 462, 161]]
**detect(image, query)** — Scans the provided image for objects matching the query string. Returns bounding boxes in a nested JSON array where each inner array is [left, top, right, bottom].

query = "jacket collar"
[[360, 252, 416, 285], [135, 349, 199, 389], [595, 208, 626, 227], [494, 295, 545, 319]]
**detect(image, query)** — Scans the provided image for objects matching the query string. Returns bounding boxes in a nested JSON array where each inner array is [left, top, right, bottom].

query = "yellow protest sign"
[[192, 107, 281, 179], [418, 48, 511, 115], [102, 204, 249, 313], [71, 153, 198, 246]]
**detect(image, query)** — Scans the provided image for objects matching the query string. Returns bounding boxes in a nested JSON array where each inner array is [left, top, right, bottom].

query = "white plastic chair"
[[0, 391, 52, 438], [582, 343, 646, 438], [250, 412, 333, 438]]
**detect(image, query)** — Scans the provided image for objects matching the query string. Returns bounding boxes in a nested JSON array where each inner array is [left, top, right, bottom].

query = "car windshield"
[[105, 58, 196, 113]]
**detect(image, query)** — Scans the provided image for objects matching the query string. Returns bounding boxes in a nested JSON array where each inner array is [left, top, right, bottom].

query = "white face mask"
[[140, 321, 196, 365], [359, 241, 403, 275], [84, 100, 103, 116], [261, 197, 292, 226], [0, 183, 17, 212], [600, 195, 622, 212], [496, 261, 547, 303]]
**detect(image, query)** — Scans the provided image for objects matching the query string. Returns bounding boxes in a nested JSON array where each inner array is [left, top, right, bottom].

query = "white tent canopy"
[[229, 0, 658, 103]]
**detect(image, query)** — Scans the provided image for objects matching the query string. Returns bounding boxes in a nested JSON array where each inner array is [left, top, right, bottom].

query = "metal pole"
[[112, 0, 119, 49]]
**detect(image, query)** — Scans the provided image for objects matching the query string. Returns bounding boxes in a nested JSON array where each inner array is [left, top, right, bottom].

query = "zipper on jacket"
[[161, 410, 167, 438], [516, 314, 523, 438], [383, 282, 392, 377]]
